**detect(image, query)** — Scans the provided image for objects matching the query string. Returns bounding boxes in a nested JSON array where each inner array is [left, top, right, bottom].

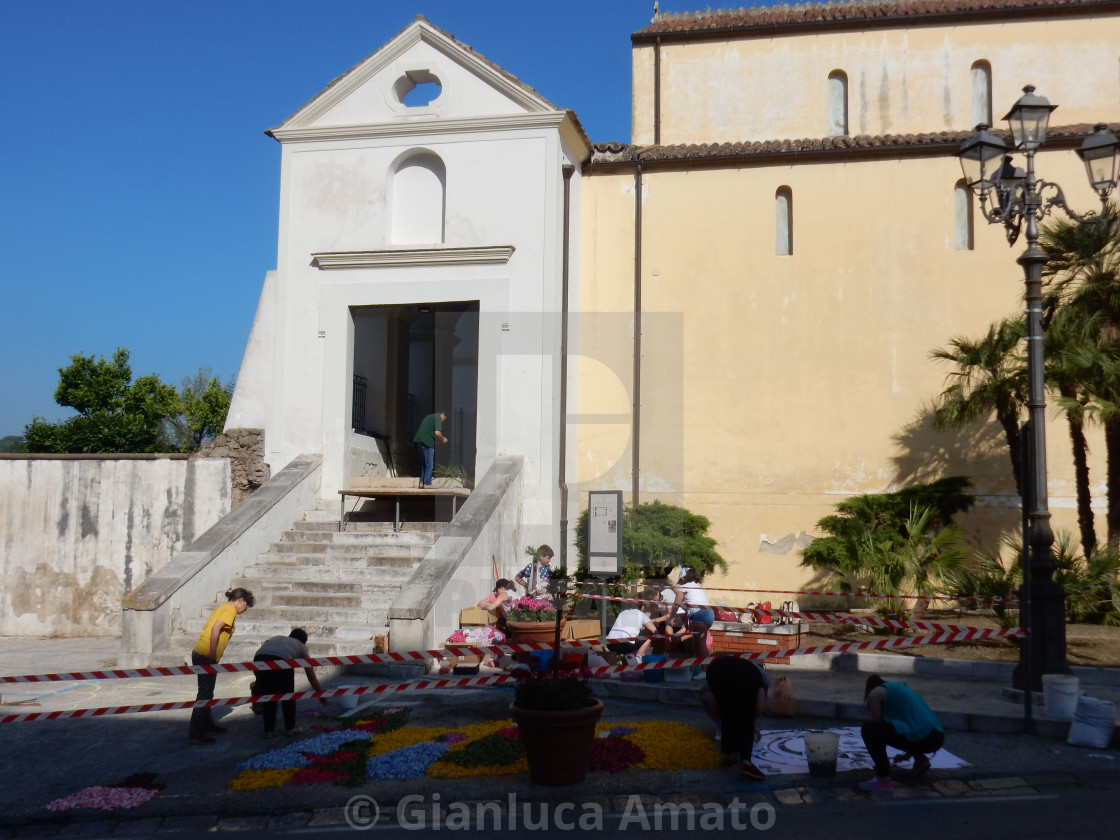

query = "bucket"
[[802, 730, 839, 778], [337, 685, 361, 711], [1042, 673, 1080, 720], [642, 654, 666, 683], [529, 651, 553, 673]]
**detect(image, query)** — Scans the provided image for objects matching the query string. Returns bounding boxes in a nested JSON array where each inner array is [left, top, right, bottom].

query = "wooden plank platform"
[[338, 487, 471, 531]]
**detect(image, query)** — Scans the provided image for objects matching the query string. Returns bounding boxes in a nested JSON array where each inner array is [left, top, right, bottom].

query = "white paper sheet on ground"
[[749, 726, 969, 776]]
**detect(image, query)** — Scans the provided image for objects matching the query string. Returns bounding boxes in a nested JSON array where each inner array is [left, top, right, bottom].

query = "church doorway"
[[350, 302, 479, 484]]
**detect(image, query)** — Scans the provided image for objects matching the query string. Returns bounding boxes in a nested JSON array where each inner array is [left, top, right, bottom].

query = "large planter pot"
[[510, 699, 604, 785], [506, 619, 566, 645]]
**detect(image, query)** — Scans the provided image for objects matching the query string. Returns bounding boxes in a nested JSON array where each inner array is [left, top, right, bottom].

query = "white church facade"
[[228, 19, 591, 542]]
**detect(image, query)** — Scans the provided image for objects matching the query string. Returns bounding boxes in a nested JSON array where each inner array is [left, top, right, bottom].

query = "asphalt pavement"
[[1, 637, 1118, 836]]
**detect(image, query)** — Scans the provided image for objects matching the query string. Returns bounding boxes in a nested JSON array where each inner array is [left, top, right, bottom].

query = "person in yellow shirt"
[[188, 588, 254, 744]]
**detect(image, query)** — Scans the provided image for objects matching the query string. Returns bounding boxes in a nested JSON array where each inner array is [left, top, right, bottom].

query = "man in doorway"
[[413, 411, 449, 487]]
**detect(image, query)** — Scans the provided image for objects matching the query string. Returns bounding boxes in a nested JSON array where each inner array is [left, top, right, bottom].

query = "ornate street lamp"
[[956, 86, 1120, 692]]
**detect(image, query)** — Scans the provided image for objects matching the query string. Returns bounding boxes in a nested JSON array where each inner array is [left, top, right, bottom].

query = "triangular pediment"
[[272, 18, 561, 136]]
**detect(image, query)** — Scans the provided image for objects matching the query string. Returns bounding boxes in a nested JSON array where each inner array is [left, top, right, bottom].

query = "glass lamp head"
[[1003, 85, 1056, 151], [957, 124, 1009, 194], [1076, 123, 1120, 198]]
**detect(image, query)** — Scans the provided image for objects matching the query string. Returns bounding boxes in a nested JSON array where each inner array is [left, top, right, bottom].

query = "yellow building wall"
[[577, 147, 1108, 600], [633, 14, 1120, 145]]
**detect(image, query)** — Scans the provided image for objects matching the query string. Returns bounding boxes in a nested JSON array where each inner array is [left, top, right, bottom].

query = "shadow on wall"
[[891, 403, 1015, 491], [890, 403, 1021, 552]]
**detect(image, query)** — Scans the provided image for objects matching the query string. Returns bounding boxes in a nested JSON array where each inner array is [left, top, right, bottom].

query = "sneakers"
[[691, 666, 707, 681], [714, 727, 722, 743], [858, 777, 894, 795], [739, 760, 765, 782]]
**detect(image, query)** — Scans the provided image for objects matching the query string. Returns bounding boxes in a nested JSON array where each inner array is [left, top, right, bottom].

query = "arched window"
[[828, 71, 849, 136], [390, 151, 446, 245], [776, 187, 793, 256], [970, 62, 992, 128], [954, 180, 974, 251]]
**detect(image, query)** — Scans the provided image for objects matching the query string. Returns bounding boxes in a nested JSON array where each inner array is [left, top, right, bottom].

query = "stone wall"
[[196, 428, 269, 507], [0, 455, 230, 636]]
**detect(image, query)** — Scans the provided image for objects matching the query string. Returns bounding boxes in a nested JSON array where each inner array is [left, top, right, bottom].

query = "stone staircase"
[[157, 504, 445, 667]]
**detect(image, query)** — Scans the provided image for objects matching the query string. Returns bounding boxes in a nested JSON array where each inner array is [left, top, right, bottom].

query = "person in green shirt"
[[858, 674, 944, 794], [413, 411, 448, 487]]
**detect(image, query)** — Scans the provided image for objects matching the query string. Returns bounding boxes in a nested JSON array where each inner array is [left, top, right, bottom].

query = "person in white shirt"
[[671, 567, 715, 679], [606, 603, 660, 659]]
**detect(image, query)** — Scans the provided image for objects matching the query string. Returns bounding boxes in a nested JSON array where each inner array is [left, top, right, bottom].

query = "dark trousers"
[[189, 652, 218, 738], [861, 720, 944, 777], [706, 656, 766, 759], [255, 655, 297, 733]]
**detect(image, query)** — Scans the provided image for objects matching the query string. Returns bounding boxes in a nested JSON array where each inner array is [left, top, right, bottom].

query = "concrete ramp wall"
[[388, 456, 524, 660]]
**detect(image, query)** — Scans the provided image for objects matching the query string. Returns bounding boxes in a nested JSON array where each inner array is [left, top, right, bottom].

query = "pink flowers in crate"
[[505, 596, 557, 622]]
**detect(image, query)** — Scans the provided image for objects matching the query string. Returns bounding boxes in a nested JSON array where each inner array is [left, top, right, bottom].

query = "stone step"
[[246, 554, 419, 571], [294, 517, 447, 533], [250, 592, 397, 610], [230, 579, 405, 596], [278, 529, 438, 546], [267, 541, 431, 557], [236, 565, 415, 584]]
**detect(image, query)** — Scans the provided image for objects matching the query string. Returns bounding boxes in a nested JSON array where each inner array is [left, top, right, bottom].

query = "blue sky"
[[0, 1, 779, 438]]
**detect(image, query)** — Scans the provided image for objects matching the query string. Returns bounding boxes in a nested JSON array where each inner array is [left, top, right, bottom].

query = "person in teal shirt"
[[858, 674, 944, 794], [413, 411, 448, 487]]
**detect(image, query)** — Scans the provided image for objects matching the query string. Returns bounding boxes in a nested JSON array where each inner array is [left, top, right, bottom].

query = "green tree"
[[930, 318, 1027, 495], [575, 500, 727, 581], [800, 477, 974, 604], [1041, 201, 1120, 548], [23, 348, 179, 453], [0, 435, 25, 453], [844, 506, 970, 615], [165, 367, 233, 452]]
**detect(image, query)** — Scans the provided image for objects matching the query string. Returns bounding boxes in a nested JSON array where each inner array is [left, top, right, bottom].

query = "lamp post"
[[956, 86, 1120, 692]]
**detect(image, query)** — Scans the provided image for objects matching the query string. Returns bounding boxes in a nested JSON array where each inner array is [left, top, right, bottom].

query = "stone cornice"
[[269, 112, 569, 144], [312, 246, 516, 269]]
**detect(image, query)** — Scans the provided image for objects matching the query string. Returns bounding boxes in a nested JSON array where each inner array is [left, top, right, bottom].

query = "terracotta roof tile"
[[634, 0, 1120, 38], [588, 123, 1116, 166]]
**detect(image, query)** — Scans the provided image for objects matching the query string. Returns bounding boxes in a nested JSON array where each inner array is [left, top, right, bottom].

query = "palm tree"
[[837, 506, 969, 616], [1041, 202, 1120, 548], [930, 317, 1027, 495], [1043, 308, 1098, 552]]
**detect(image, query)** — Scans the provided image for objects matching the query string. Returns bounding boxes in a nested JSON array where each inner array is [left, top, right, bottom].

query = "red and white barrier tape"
[[573, 583, 1021, 607], [0, 640, 598, 685], [0, 677, 517, 724], [0, 627, 1025, 723]]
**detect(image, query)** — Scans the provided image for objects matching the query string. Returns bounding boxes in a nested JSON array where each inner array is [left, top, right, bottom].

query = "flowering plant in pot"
[[505, 596, 558, 623]]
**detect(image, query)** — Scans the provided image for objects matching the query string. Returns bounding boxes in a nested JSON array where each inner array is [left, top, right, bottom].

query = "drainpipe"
[[559, 165, 575, 570], [632, 153, 643, 505], [654, 37, 662, 146]]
